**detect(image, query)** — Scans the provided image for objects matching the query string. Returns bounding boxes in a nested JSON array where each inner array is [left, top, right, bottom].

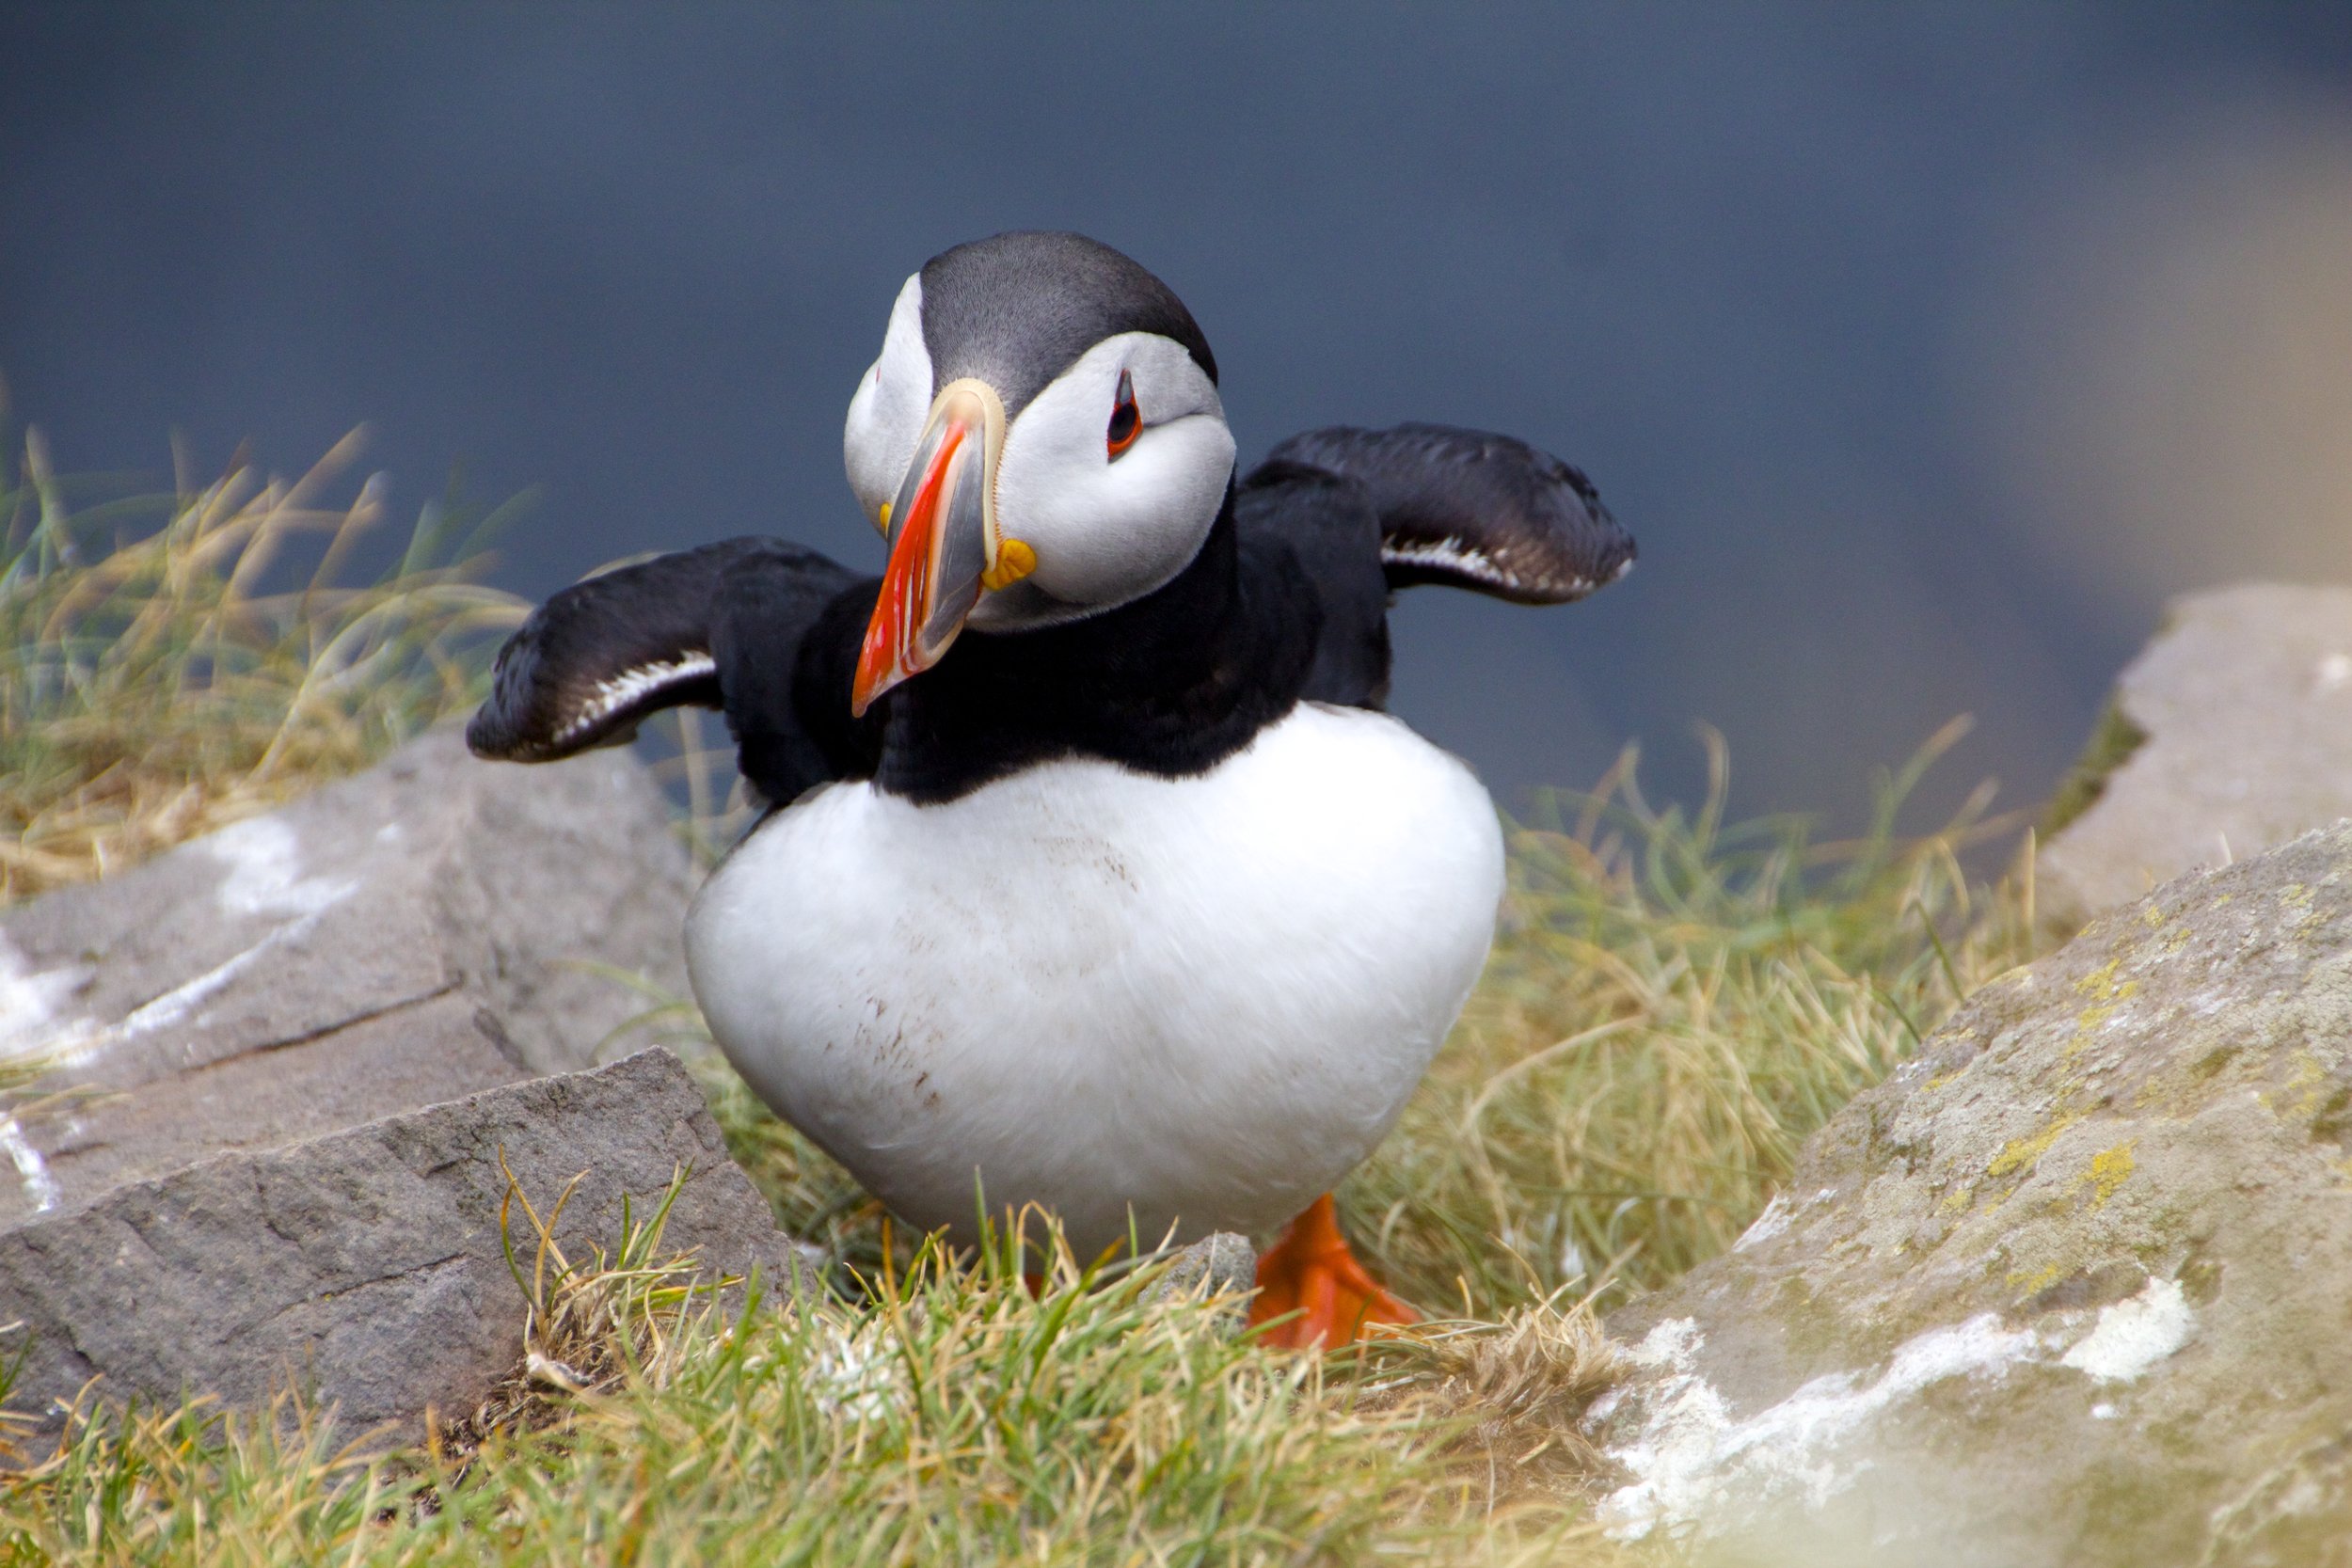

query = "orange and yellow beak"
[[851, 378, 1034, 716]]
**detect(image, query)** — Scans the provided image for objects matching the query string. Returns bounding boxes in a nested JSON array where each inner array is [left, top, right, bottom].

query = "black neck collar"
[[865, 492, 1319, 804]]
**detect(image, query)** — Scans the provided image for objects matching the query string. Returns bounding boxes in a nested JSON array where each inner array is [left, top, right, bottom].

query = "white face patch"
[[843, 274, 930, 530], [978, 331, 1234, 627]]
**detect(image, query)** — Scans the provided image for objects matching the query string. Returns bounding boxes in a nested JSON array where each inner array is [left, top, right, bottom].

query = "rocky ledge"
[[1598, 818, 2352, 1566], [0, 1049, 798, 1444], [0, 729, 695, 1227], [0, 733, 801, 1445], [2040, 581, 2352, 934]]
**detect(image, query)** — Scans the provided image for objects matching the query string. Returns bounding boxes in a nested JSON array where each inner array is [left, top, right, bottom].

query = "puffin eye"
[[1105, 370, 1141, 457]]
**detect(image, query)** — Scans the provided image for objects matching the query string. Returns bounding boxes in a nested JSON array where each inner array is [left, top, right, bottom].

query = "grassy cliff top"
[[0, 433, 2039, 1565]]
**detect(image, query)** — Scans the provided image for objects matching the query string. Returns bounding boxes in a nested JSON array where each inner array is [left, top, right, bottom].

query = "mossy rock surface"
[[1599, 820, 2352, 1567]]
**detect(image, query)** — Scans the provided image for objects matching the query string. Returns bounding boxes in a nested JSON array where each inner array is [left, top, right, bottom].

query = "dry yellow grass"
[[0, 427, 526, 900], [1357, 1299, 1633, 1503]]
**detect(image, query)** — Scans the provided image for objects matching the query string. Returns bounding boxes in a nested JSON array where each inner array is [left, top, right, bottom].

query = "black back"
[[864, 496, 1318, 802], [1234, 459, 1392, 707]]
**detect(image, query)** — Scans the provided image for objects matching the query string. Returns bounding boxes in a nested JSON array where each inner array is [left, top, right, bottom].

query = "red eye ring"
[[1105, 369, 1141, 457]]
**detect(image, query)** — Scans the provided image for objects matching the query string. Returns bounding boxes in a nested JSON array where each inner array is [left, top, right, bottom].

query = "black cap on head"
[[918, 231, 1217, 416]]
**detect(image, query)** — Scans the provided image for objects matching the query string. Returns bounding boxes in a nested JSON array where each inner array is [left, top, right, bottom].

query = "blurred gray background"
[[6, 4, 2351, 826]]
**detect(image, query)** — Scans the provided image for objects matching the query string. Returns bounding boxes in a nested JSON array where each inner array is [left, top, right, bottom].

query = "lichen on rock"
[[1598, 820, 2352, 1566]]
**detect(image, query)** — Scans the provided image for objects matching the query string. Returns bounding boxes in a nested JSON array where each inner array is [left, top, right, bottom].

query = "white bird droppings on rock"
[[202, 816, 358, 918], [0, 1117, 57, 1214], [1733, 1194, 1792, 1252], [1601, 1313, 2043, 1540], [109, 918, 318, 1043], [2059, 1277, 2195, 1384], [0, 730, 702, 1225], [0, 932, 93, 1060]]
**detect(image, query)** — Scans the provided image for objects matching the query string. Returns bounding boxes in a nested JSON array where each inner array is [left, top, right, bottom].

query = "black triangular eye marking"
[[468, 537, 856, 764], [1259, 423, 1634, 605]]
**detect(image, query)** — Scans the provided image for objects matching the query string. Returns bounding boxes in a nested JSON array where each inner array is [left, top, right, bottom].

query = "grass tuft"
[[1357, 1299, 1631, 1503], [0, 1202, 1625, 1565], [421, 1156, 737, 1484], [0, 428, 526, 901]]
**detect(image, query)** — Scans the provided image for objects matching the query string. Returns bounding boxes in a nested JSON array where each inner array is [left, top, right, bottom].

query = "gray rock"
[[0, 729, 695, 1224], [1598, 821, 2352, 1567], [2041, 581, 2352, 934], [0, 1049, 795, 1446], [1144, 1231, 1257, 1322]]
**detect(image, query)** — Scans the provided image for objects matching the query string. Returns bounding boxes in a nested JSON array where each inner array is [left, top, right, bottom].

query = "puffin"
[[468, 231, 1633, 1347]]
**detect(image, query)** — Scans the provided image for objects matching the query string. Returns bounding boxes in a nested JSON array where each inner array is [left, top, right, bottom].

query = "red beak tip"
[[849, 670, 882, 719]]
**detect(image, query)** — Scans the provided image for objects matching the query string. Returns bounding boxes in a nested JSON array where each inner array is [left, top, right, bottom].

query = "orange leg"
[[1247, 1194, 1418, 1349]]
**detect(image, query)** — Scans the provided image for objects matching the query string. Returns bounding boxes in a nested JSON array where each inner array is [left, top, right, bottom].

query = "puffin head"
[[841, 231, 1234, 714]]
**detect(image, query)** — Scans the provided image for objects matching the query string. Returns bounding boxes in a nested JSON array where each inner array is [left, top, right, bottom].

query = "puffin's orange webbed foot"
[[1247, 1193, 1417, 1349]]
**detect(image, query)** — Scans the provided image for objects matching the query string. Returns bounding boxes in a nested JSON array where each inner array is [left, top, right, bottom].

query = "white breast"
[[684, 703, 1503, 1254]]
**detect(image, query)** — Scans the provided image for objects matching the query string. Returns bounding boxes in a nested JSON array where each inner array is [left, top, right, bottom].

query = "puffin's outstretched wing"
[[467, 536, 873, 802], [1236, 421, 1633, 709], [1257, 422, 1634, 603]]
